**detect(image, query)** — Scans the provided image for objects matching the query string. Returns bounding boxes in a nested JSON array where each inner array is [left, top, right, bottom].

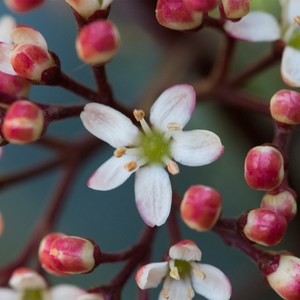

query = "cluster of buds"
[[38, 232, 101, 275], [4, 0, 45, 12]]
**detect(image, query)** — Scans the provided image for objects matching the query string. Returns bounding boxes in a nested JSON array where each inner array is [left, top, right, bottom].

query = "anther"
[[167, 160, 180, 175], [193, 268, 206, 280], [114, 147, 127, 157], [167, 122, 182, 131], [295, 16, 300, 25], [170, 266, 180, 280], [124, 161, 138, 172], [133, 109, 145, 122]]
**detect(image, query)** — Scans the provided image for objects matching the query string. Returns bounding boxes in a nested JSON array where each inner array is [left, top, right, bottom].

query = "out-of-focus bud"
[[261, 189, 297, 222], [156, 0, 204, 31], [221, 0, 250, 20], [184, 0, 219, 12], [2, 100, 45, 144], [180, 185, 221, 231], [244, 145, 284, 191], [270, 89, 300, 125], [77, 293, 105, 300], [241, 208, 287, 246], [76, 20, 120, 65], [9, 268, 46, 291], [4, 0, 44, 13], [0, 212, 4, 236], [266, 255, 300, 300], [0, 72, 31, 97], [65, 0, 113, 20]]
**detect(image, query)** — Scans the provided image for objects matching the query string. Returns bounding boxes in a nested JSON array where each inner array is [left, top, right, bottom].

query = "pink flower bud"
[[10, 43, 57, 82], [0, 71, 31, 97], [4, 0, 44, 12], [270, 89, 300, 125], [76, 20, 120, 65], [180, 185, 222, 231], [221, 0, 250, 20], [241, 208, 287, 246], [2, 100, 45, 144], [184, 0, 219, 12], [244, 145, 284, 191], [266, 255, 300, 300], [261, 189, 297, 222], [156, 0, 204, 31]]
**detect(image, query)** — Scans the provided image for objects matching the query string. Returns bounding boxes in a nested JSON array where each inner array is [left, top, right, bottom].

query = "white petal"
[[224, 12, 280, 42], [171, 130, 223, 167], [0, 43, 17, 75], [136, 262, 168, 289], [77, 294, 105, 300], [150, 84, 196, 132], [169, 240, 202, 261], [0, 15, 16, 43], [135, 165, 172, 227], [0, 288, 18, 300], [81, 103, 140, 148], [281, 46, 300, 87], [88, 155, 136, 191], [49, 284, 85, 300], [191, 263, 231, 300], [101, 0, 113, 9], [11, 26, 48, 50], [159, 277, 194, 300], [281, 0, 300, 25]]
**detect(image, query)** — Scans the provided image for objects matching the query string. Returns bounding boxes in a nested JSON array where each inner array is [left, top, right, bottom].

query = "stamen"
[[167, 160, 179, 175], [161, 288, 169, 299], [124, 161, 138, 172], [167, 122, 182, 131], [295, 16, 300, 25], [170, 266, 180, 280], [133, 109, 152, 135], [114, 147, 127, 157], [193, 267, 206, 280]]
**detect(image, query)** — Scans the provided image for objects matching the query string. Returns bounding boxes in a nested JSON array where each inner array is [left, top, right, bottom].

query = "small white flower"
[[135, 240, 231, 300], [224, 0, 300, 87], [81, 84, 223, 227]]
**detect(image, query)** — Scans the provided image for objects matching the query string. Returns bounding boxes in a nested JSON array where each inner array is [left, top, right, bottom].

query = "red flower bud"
[[184, 0, 219, 12], [2, 100, 45, 144], [244, 145, 284, 191], [221, 0, 250, 20], [4, 0, 44, 12], [0, 71, 31, 97], [180, 185, 221, 231], [156, 0, 204, 31], [270, 89, 300, 125], [76, 20, 120, 65], [241, 208, 287, 246]]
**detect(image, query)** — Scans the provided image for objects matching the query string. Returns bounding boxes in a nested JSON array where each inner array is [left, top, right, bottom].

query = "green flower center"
[[23, 289, 43, 300], [174, 259, 192, 279], [140, 129, 171, 164]]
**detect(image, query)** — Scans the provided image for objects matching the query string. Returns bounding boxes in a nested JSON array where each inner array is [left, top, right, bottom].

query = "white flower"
[[80, 84, 223, 227], [0, 267, 87, 300], [224, 0, 300, 87], [135, 240, 231, 300]]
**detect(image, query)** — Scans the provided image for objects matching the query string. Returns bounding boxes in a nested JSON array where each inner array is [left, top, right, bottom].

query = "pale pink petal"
[[0, 288, 18, 300], [171, 130, 223, 167], [135, 165, 172, 227], [281, 0, 300, 25], [224, 12, 280, 42], [191, 263, 231, 300], [77, 293, 105, 300], [150, 84, 196, 132], [81, 103, 140, 148], [169, 240, 202, 261], [11, 26, 48, 50], [49, 284, 85, 300], [136, 262, 168, 289], [281, 46, 300, 87], [159, 277, 194, 300], [88, 155, 136, 191], [0, 15, 16, 43], [0, 43, 17, 75]]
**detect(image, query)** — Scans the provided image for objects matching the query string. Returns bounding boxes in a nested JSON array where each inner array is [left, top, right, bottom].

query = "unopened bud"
[[270, 89, 300, 125], [156, 0, 204, 31], [221, 0, 250, 20], [261, 189, 297, 222], [241, 208, 287, 246], [244, 145, 284, 191], [2, 100, 45, 144], [0, 72, 31, 97], [184, 0, 219, 12], [76, 20, 120, 65], [266, 255, 300, 300], [4, 0, 44, 12], [180, 185, 221, 231]]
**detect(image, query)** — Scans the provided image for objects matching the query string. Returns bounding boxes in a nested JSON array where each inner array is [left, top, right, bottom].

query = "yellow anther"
[[295, 16, 300, 25], [161, 288, 170, 299], [167, 160, 179, 175], [124, 161, 138, 172], [170, 266, 180, 280], [133, 109, 145, 122], [114, 147, 127, 157], [193, 268, 206, 280]]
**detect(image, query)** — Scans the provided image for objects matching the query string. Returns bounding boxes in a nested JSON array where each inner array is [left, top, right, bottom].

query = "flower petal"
[[281, 0, 300, 25], [169, 240, 202, 261], [81, 103, 140, 148], [224, 12, 280, 42], [0, 43, 17, 75], [88, 155, 136, 191], [135, 165, 172, 227], [0, 288, 18, 300], [281, 46, 300, 87], [159, 277, 194, 300], [191, 263, 231, 300], [11, 26, 48, 50], [150, 84, 196, 132], [136, 262, 168, 289], [49, 284, 85, 300], [0, 15, 16, 43], [171, 130, 223, 167]]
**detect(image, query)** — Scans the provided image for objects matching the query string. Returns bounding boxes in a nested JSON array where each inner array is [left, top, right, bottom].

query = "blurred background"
[[0, 1, 299, 299]]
